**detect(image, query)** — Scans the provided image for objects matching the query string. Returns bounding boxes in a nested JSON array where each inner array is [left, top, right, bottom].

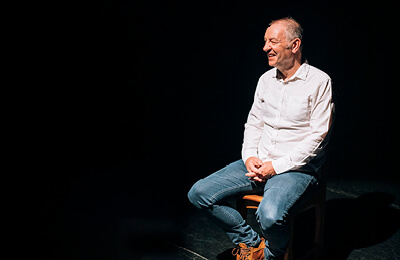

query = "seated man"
[[188, 17, 334, 260]]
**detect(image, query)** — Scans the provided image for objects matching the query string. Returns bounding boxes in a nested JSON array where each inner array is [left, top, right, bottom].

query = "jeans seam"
[[213, 205, 241, 227], [209, 182, 252, 225], [285, 176, 314, 218], [209, 182, 251, 204]]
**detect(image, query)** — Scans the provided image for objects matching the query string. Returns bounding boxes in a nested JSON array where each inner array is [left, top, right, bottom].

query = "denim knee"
[[256, 206, 286, 233], [187, 180, 210, 209]]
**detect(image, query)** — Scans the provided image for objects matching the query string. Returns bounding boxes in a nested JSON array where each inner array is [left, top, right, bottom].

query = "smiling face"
[[263, 22, 298, 71]]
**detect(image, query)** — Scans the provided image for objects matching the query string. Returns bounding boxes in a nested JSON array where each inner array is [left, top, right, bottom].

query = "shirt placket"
[[271, 80, 287, 151]]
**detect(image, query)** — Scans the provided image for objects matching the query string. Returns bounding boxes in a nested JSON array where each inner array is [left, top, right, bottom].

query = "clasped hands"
[[245, 157, 276, 182]]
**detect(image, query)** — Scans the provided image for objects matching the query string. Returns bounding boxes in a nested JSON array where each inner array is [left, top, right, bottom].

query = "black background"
[[33, 0, 399, 259], [71, 0, 397, 181]]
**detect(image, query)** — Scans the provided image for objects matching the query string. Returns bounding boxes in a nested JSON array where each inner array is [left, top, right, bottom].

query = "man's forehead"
[[265, 24, 286, 39]]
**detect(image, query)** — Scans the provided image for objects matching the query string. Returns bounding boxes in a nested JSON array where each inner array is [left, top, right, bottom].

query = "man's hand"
[[245, 158, 276, 182], [245, 157, 264, 182], [245, 157, 263, 173]]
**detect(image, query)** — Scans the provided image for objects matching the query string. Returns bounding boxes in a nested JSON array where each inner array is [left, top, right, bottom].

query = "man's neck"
[[277, 58, 302, 81]]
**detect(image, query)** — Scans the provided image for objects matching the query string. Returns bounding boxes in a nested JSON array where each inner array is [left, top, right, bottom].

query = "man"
[[188, 17, 333, 260]]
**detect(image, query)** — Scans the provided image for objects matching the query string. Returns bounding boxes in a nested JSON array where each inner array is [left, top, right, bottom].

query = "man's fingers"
[[254, 158, 263, 166], [246, 172, 265, 182], [245, 172, 257, 178], [258, 164, 268, 173], [253, 176, 264, 182], [248, 176, 264, 182], [248, 164, 261, 173]]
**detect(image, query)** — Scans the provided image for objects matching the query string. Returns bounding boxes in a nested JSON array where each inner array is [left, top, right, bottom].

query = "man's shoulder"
[[259, 67, 276, 80], [307, 64, 331, 82]]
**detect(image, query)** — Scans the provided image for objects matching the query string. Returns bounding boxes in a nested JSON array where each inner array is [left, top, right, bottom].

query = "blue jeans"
[[188, 160, 318, 260]]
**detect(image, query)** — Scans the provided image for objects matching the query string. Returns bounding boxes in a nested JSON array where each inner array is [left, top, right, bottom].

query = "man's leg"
[[256, 171, 318, 260], [188, 159, 264, 247]]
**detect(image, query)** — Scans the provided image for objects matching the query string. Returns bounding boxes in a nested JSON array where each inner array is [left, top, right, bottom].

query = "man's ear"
[[292, 38, 301, 53]]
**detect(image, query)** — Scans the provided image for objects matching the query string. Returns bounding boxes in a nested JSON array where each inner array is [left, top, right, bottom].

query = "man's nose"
[[263, 42, 271, 52]]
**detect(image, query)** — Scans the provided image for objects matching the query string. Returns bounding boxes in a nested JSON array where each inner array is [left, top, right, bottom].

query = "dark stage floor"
[[41, 171, 400, 260]]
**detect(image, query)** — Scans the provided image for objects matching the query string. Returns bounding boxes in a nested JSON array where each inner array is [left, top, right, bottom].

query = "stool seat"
[[242, 195, 263, 203]]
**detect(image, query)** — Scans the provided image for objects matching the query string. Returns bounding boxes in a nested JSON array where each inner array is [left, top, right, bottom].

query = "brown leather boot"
[[232, 238, 266, 260], [252, 238, 266, 260]]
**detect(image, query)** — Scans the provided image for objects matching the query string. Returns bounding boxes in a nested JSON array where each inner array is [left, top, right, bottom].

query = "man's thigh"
[[193, 159, 263, 204], [258, 172, 318, 220]]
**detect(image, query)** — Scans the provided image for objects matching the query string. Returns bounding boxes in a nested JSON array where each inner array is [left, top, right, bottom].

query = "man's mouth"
[[268, 53, 276, 58]]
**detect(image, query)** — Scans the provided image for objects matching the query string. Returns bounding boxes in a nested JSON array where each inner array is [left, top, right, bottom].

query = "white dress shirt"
[[242, 63, 334, 174]]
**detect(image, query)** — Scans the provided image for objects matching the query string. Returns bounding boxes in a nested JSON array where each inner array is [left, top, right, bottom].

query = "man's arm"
[[272, 79, 334, 174], [241, 80, 264, 163]]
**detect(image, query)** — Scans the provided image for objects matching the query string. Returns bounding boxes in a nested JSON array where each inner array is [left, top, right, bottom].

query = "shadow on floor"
[[323, 191, 400, 259], [216, 192, 400, 260]]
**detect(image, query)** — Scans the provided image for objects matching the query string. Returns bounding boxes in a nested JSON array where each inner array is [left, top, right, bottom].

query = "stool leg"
[[284, 216, 294, 260], [314, 202, 325, 260], [236, 199, 248, 219]]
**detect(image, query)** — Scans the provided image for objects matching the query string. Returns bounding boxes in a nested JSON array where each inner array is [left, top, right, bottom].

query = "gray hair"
[[269, 17, 303, 43]]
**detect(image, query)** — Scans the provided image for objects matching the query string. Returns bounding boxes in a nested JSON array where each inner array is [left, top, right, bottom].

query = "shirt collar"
[[273, 63, 310, 82]]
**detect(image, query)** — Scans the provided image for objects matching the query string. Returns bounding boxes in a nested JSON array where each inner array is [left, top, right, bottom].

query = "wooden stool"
[[236, 170, 326, 260]]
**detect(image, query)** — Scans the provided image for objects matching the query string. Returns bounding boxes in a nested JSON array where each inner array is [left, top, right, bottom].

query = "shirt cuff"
[[271, 157, 295, 174], [242, 149, 258, 164]]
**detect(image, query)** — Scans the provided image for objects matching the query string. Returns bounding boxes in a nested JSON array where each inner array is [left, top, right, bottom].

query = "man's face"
[[263, 23, 294, 69]]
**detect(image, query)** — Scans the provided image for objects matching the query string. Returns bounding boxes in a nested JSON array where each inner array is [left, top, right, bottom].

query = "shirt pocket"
[[285, 96, 311, 121]]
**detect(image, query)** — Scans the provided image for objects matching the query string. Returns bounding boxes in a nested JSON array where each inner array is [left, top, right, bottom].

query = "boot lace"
[[232, 246, 252, 260]]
